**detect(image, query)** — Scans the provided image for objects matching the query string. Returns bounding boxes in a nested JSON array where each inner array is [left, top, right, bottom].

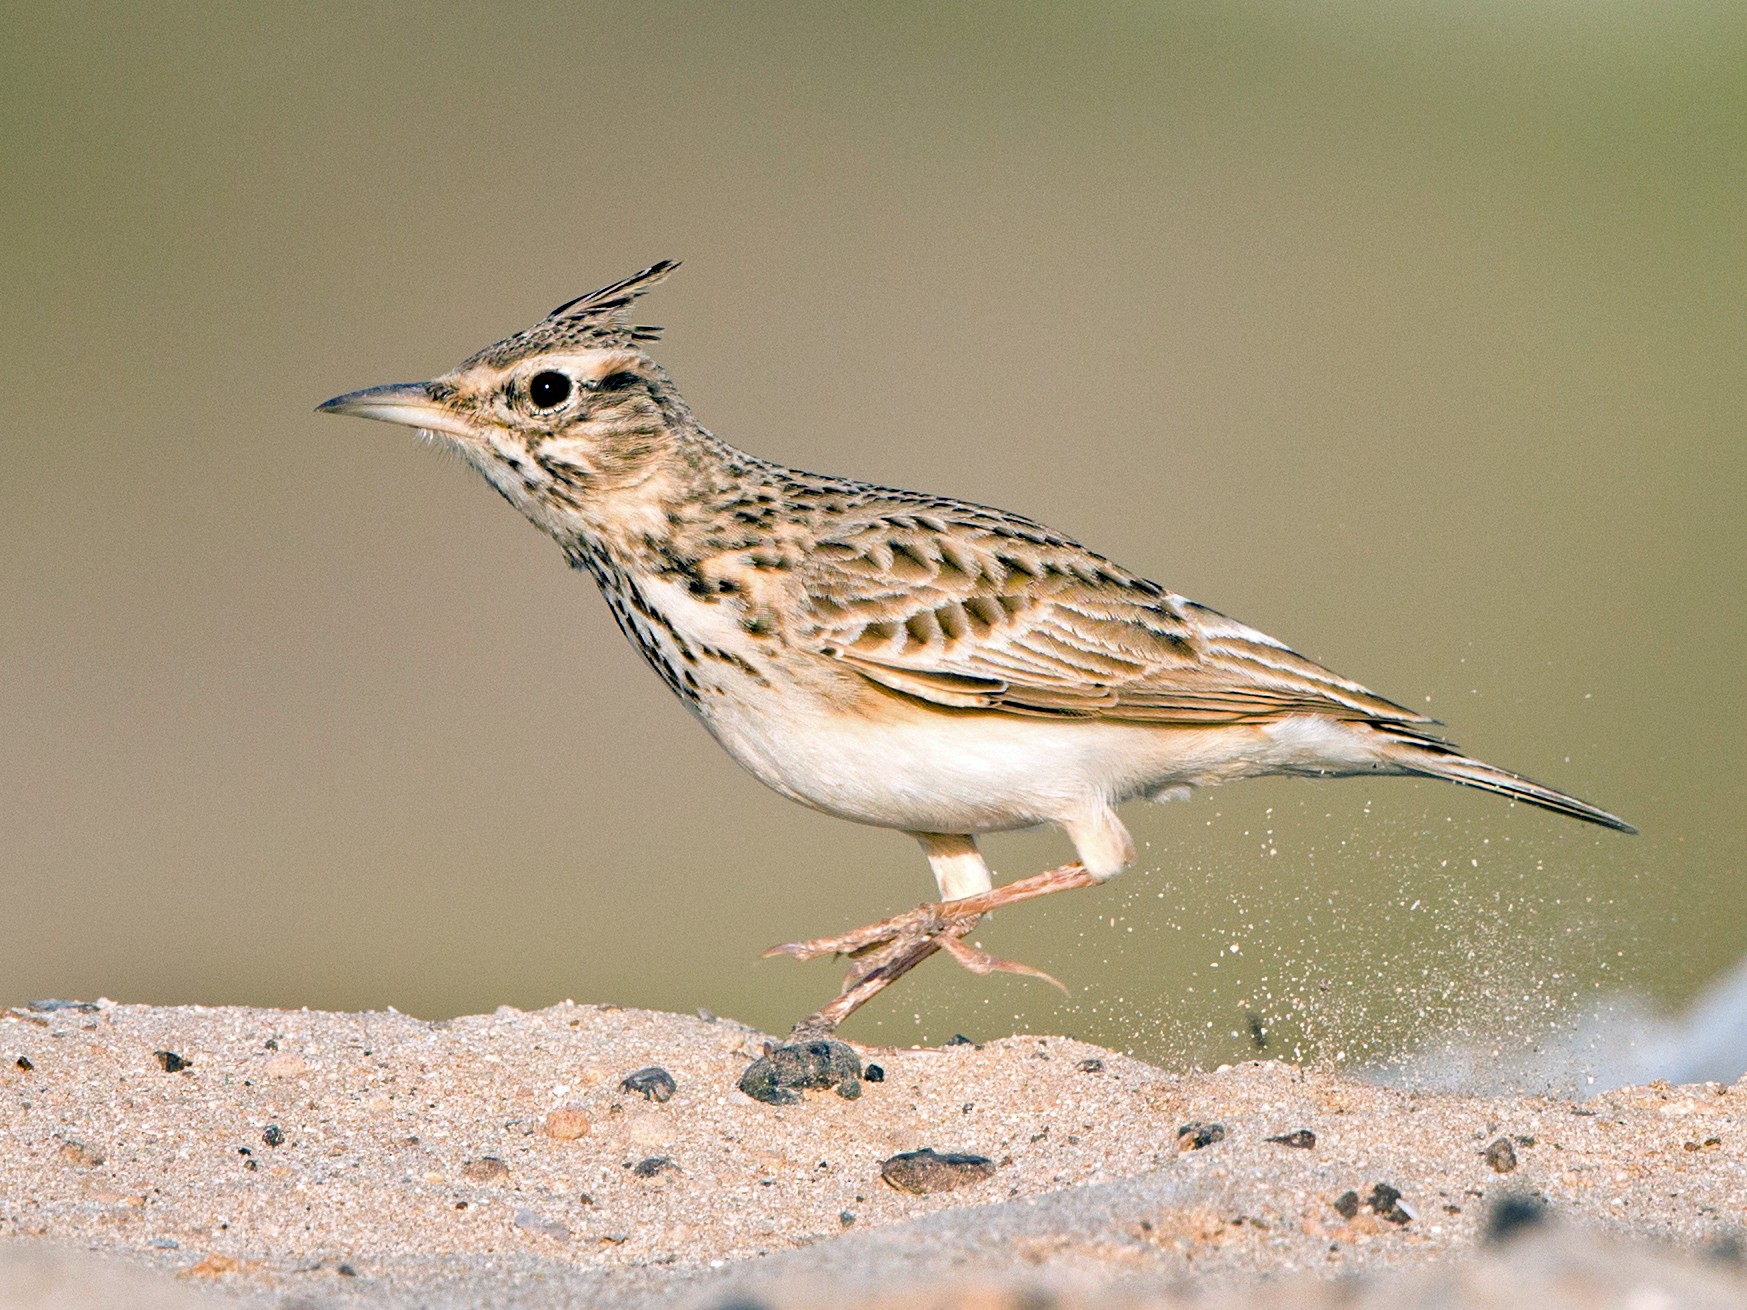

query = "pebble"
[[621, 1066, 677, 1102], [154, 1050, 190, 1073], [1486, 1193, 1549, 1243], [513, 1209, 571, 1241], [1365, 1183, 1414, 1225], [1176, 1122, 1226, 1151], [1076, 1058, 1105, 1074], [863, 1064, 885, 1082], [13, 1056, 33, 1072], [1267, 1129, 1316, 1149], [738, 1040, 862, 1106], [632, 1155, 680, 1179], [28, 999, 97, 1013], [879, 1148, 997, 1194], [461, 1157, 510, 1183], [543, 1106, 592, 1141], [262, 1124, 285, 1147], [1483, 1136, 1518, 1173]]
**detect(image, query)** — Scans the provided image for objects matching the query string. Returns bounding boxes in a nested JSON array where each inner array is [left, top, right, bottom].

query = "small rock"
[[28, 999, 98, 1013], [835, 1078, 861, 1100], [514, 1209, 572, 1240], [1485, 1193, 1549, 1243], [542, 1106, 592, 1141], [1176, 1122, 1226, 1151], [621, 1066, 677, 1102], [879, 1148, 997, 1194], [1076, 1058, 1105, 1073], [738, 1040, 861, 1106], [154, 1050, 190, 1073], [262, 1124, 285, 1147], [632, 1155, 680, 1179], [1267, 1129, 1316, 1149], [839, 1210, 856, 1227], [1483, 1136, 1518, 1173], [1333, 1190, 1361, 1220], [945, 1034, 979, 1047], [13, 1056, 33, 1071], [461, 1157, 510, 1184], [57, 1140, 104, 1169], [1366, 1183, 1413, 1224], [863, 1064, 885, 1082]]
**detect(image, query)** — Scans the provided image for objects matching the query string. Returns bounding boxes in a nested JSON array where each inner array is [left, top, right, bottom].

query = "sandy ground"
[[2, 999, 1744, 1308]]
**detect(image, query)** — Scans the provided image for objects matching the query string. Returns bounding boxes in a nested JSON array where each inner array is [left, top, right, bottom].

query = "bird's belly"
[[696, 690, 1286, 835]]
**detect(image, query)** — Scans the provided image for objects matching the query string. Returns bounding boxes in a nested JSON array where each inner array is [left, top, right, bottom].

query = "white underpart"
[[617, 576, 1409, 890]]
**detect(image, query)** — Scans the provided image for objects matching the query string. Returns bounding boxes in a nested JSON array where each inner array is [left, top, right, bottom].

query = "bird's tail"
[[1383, 732, 1637, 834]]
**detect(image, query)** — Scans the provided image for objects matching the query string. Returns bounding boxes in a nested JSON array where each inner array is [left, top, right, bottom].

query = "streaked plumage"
[[318, 261, 1633, 1031]]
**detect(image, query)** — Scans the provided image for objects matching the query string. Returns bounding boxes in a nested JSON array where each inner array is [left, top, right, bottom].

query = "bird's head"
[[317, 261, 691, 538]]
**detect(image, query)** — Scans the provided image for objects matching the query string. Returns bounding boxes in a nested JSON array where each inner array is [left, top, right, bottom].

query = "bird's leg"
[[769, 862, 1099, 1034]]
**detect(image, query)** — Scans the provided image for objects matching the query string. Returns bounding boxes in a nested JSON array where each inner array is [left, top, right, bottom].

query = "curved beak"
[[316, 381, 473, 440]]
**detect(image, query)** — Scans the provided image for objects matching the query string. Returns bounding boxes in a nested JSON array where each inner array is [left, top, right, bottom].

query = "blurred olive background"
[[3, 4, 1742, 1073]]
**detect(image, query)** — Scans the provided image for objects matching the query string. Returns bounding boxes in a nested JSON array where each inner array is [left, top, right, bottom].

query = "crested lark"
[[319, 261, 1634, 1034]]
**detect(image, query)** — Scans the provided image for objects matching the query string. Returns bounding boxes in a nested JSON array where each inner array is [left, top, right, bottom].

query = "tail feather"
[[1392, 738, 1637, 834]]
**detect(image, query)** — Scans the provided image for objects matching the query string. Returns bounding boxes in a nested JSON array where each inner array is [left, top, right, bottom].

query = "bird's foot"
[[767, 862, 1096, 1035]]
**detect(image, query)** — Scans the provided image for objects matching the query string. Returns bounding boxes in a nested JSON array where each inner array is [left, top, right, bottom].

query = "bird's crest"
[[463, 260, 680, 368], [546, 259, 679, 335]]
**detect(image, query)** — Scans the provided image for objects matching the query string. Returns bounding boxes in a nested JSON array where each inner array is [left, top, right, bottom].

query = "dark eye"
[[528, 370, 572, 409]]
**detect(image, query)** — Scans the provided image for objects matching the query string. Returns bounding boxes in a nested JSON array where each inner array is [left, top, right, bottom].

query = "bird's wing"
[[796, 506, 1430, 726]]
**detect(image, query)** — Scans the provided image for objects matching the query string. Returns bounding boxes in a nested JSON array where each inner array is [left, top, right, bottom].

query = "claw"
[[936, 934, 1072, 995]]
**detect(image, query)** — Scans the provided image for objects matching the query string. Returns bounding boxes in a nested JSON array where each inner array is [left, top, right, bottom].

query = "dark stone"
[[13, 1056, 32, 1071], [1485, 1193, 1549, 1243], [28, 999, 98, 1013], [1075, 1058, 1105, 1073], [336, 1264, 357, 1277], [879, 1148, 997, 1194], [944, 1034, 979, 1047], [1267, 1129, 1317, 1149], [1483, 1136, 1518, 1173], [738, 1040, 861, 1106], [863, 1063, 885, 1082], [839, 1210, 855, 1227], [835, 1078, 861, 1100], [1333, 1190, 1361, 1220], [632, 1155, 680, 1179], [1367, 1183, 1413, 1224], [1176, 1121, 1226, 1150], [621, 1066, 678, 1103], [154, 1050, 190, 1073], [262, 1124, 285, 1147]]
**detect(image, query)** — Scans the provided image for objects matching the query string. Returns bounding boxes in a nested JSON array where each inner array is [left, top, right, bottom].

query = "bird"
[[318, 260, 1634, 1035]]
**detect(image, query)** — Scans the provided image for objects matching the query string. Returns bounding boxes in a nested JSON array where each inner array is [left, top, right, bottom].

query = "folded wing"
[[798, 505, 1431, 728]]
